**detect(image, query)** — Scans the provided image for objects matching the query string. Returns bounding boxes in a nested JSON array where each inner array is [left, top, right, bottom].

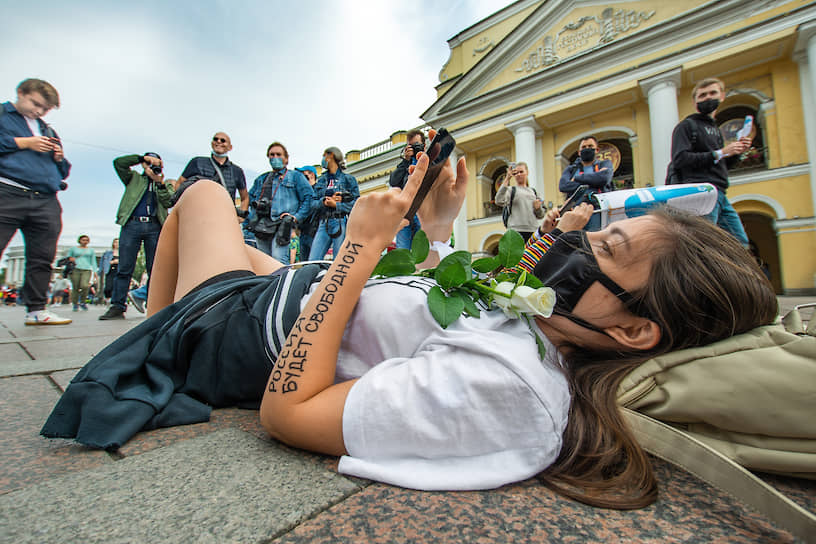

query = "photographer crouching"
[[308, 146, 359, 260], [244, 142, 313, 264]]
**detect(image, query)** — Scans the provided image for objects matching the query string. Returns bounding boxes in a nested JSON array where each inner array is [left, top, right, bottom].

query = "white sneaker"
[[25, 310, 72, 326]]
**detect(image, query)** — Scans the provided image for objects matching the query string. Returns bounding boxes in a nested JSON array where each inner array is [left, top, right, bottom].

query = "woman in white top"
[[495, 162, 546, 242], [108, 131, 776, 508]]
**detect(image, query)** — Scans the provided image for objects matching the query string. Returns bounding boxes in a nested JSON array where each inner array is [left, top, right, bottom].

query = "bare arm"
[[259, 155, 429, 455]]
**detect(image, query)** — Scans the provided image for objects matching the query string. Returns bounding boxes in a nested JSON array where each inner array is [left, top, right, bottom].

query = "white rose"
[[492, 281, 519, 317], [509, 285, 556, 318]]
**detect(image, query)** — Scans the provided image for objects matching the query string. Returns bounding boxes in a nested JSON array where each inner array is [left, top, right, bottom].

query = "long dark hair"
[[538, 208, 778, 509]]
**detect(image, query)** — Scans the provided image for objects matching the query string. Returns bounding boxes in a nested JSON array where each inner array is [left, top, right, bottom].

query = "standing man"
[[308, 147, 360, 260], [558, 135, 614, 230], [99, 153, 175, 320], [295, 165, 319, 261], [244, 142, 313, 264], [0, 78, 72, 325], [389, 129, 425, 249], [175, 131, 248, 214], [669, 77, 751, 246]]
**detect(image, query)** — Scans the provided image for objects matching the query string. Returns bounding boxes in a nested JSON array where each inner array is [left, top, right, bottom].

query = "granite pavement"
[[0, 299, 813, 543]]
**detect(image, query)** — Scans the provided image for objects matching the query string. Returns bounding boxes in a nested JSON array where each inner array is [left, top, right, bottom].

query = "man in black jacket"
[[669, 77, 751, 246], [389, 129, 425, 249]]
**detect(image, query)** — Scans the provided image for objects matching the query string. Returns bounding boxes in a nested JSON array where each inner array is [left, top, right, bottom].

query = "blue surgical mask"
[[321, 157, 329, 169], [212, 151, 229, 158], [269, 157, 284, 170]]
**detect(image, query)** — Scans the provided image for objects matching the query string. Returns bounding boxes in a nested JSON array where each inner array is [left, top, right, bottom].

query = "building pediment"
[[423, 0, 719, 123]]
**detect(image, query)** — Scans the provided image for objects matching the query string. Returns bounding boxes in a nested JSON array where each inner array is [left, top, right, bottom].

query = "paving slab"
[[0, 356, 88, 378], [276, 458, 802, 544], [48, 368, 79, 391], [0, 342, 29, 362], [19, 334, 119, 360], [0, 375, 113, 495], [0, 428, 362, 544]]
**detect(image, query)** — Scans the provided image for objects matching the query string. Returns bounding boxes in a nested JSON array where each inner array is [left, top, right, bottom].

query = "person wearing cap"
[[295, 165, 318, 261], [100, 152, 175, 320], [0, 78, 72, 325], [308, 147, 360, 260]]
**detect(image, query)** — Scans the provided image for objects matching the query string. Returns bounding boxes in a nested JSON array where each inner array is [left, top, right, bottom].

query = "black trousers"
[[0, 183, 62, 312]]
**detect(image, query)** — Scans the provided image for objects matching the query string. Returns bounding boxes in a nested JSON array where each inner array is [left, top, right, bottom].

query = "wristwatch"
[[235, 207, 249, 218]]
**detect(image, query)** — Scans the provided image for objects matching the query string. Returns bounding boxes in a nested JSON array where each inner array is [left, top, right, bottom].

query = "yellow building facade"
[[347, 0, 816, 294]]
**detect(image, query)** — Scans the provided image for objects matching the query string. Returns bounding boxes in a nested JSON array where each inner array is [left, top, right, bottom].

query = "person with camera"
[[389, 129, 425, 249], [0, 78, 72, 325], [244, 142, 313, 264], [99, 152, 175, 320], [495, 161, 545, 242], [558, 136, 614, 231], [308, 146, 360, 260]]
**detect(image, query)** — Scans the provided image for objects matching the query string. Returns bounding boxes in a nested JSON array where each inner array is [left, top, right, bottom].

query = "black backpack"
[[665, 120, 699, 185]]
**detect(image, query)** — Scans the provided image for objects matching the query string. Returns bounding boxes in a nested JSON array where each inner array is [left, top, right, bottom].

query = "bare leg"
[[145, 210, 180, 316], [146, 181, 288, 316]]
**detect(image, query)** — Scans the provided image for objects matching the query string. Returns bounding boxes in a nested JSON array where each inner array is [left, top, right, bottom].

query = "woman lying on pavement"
[[42, 135, 776, 509]]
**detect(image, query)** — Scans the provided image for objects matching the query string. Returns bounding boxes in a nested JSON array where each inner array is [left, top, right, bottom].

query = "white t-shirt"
[[300, 275, 571, 491]]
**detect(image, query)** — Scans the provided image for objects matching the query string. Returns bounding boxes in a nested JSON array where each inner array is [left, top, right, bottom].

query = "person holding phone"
[[308, 147, 360, 260], [0, 78, 72, 325], [495, 161, 545, 242], [44, 130, 776, 511], [558, 136, 614, 231]]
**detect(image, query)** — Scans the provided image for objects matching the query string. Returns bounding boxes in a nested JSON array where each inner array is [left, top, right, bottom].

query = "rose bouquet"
[[371, 229, 555, 357]]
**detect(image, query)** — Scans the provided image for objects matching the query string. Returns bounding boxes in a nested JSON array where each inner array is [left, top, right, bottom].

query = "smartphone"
[[404, 128, 456, 219], [559, 185, 589, 213]]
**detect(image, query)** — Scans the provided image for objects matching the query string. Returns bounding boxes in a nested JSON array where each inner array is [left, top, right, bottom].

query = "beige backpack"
[[617, 304, 816, 541]]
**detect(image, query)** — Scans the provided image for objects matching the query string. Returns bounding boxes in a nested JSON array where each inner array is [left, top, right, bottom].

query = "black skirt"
[[41, 264, 327, 450]]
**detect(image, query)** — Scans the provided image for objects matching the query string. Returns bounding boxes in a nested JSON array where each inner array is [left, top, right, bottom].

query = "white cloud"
[[0, 0, 510, 259]]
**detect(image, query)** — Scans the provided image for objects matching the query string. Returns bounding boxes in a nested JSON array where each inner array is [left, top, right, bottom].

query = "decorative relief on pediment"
[[473, 37, 495, 56], [515, 7, 655, 73]]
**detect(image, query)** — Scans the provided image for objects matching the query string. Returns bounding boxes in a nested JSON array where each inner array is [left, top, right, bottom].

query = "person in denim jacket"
[[308, 146, 360, 260], [244, 142, 313, 264]]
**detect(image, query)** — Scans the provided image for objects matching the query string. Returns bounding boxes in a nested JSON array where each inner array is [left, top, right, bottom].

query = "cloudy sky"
[[1, 0, 505, 262]]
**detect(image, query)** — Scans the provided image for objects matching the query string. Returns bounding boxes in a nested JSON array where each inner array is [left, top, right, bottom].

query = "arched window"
[[715, 105, 766, 172]]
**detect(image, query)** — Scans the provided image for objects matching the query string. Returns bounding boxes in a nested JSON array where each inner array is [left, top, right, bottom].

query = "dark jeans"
[[0, 183, 62, 312], [112, 218, 161, 310]]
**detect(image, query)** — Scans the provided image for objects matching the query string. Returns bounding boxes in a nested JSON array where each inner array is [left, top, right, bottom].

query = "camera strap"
[[208, 157, 227, 188], [259, 171, 285, 208]]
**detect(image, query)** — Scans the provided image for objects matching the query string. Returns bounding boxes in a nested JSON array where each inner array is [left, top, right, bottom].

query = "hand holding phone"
[[559, 185, 589, 213], [403, 128, 456, 220]]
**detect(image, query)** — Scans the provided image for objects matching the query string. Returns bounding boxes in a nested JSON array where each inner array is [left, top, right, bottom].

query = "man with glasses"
[[176, 132, 248, 215]]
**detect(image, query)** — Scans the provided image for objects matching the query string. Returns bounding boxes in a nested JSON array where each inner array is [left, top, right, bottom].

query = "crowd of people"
[[0, 75, 758, 328]]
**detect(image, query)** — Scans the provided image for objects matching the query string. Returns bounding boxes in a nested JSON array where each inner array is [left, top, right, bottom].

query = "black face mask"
[[696, 98, 720, 115], [579, 148, 596, 163], [533, 230, 645, 334]]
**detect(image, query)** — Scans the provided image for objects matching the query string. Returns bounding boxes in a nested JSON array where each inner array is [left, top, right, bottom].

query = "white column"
[[451, 147, 469, 251], [12, 258, 21, 284], [535, 132, 545, 200], [639, 68, 682, 186], [794, 22, 816, 227], [505, 116, 541, 195]]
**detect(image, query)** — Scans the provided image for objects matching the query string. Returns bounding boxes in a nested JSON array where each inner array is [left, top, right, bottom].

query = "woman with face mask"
[[43, 131, 777, 510]]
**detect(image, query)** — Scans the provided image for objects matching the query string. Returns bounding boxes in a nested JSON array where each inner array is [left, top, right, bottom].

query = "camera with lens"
[[324, 188, 353, 203], [150, 164, 163, 175], [251, 197, 272, 216], [410, 142, 425, 157]]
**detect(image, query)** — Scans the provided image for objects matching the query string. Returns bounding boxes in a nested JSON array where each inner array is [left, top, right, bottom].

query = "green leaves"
[[428, 286, 465, 329], [497, 229, 525, 268], [371, 228, 540, 330], [372, 249, 415, 277]]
